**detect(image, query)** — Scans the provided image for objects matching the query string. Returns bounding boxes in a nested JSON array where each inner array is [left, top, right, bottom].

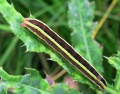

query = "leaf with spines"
[[0, 67, 50, 94], [0, 0, 103, 91], [102, 52, 120, 94], [0, 67, 81, 94], [107, 51, 120, 90]]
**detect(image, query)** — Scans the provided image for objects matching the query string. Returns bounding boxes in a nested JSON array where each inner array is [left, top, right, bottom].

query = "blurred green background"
[[0, 0, 120, 93]]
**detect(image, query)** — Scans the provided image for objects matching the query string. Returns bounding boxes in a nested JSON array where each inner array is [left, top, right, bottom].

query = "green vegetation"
[[0, 0, 120, 94]]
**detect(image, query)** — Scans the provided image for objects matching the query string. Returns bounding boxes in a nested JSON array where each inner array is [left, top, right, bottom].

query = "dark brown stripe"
[[26, 23, 105, 90], [28, 20, 106, 86]]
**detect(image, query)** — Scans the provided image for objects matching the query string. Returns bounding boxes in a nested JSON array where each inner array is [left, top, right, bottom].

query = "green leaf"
[[68, 0, 103, 72], [0, 67, 81, 94], [0, 0, 64, 73], [0, 0, 102, 91], [107, 51, 120, 90], [107, 51, 120, 71], [0, 67, 50, 94], [103, 51, 120, 94], [68, 0, 103, 89], [0, 0, 78, 93]]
